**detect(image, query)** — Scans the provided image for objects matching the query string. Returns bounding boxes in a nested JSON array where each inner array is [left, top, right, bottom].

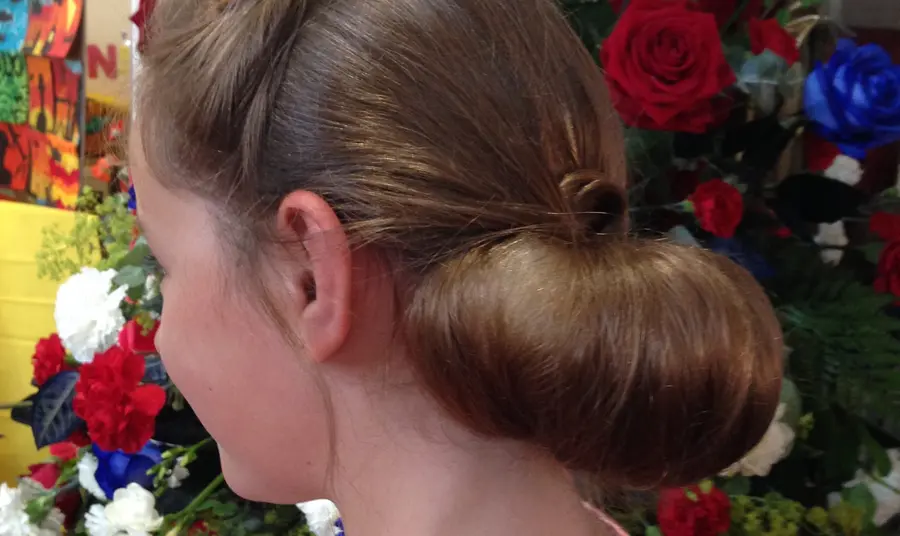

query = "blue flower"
[[805, 39, 900, 159], [92, 442, 162, 499], [127, 184, 137, 211], [707, 237, 775, 281]]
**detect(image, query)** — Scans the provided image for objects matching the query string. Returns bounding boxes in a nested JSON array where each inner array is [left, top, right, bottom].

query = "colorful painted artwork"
[[0, 125, 79, 208], [0, 0, 30, 52], [0, 52, 28, 123], [23, 0, 83, 58], [26, 55, 81, 142], [0, 123, 39, 192]]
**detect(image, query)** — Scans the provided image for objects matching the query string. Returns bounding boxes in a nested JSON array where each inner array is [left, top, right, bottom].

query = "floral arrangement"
[[0, 183, 341, 534], [566, 0, 900, 534]]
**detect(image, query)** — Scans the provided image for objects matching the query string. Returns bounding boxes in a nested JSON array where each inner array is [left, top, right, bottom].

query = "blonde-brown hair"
[[136, 0, 783, 489]]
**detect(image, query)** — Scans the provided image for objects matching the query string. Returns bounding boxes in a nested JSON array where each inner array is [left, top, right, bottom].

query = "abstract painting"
[[0, 52, 28, 123], [23, 0, 83, 58], [26, 55, 80, 142], [0, 0, 30, 53]]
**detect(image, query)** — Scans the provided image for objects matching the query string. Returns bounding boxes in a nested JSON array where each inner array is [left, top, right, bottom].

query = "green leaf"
[[776, 8, 791, 27], [114, 265, 147, 289], [859, 242, 885, 265], [115, 236, 151, 270], [645, 526, 663, 536], [721, 475, 752, 496], [842, 484, 878, 524], [860, 424, 892, 477]]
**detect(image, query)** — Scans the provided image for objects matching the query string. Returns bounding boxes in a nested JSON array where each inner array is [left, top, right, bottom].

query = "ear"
[[276, 191, 351, 363]]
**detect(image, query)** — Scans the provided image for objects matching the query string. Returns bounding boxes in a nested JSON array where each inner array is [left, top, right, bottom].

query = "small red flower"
[[73, 346, 166, 454], [32, 334, 72, 387], [748, 18, 800, 66], [689, 179, 744, 238], [658, 485, 731, 536], [870, 212, 900, 242], [875, 241, 900, 298], [49, 442, 79, 462], [26, 463, 61, 490], [119, 320, 159, 355]]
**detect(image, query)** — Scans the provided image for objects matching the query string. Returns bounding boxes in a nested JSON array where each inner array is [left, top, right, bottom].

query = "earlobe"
[[276, 191, 352, 363]]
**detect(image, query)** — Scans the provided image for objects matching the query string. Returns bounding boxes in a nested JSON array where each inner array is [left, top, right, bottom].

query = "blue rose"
[[92, 441, 162, 499], [805, 39, 900, 159]]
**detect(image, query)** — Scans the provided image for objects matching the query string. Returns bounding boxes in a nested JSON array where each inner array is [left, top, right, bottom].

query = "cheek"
[[156, 272, 332, 502]]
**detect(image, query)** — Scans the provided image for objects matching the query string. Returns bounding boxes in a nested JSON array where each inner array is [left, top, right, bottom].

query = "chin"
[[218, 446, 317, 504]]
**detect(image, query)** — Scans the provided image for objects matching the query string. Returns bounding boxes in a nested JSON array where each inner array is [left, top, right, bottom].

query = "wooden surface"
[[0, 201, 75, 485]]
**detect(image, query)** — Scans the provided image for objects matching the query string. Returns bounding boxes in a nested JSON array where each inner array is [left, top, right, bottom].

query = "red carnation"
[[119, 320, 159, 355], [73, 346, 166, 454], [32, 334, 72, 387], [600, 0, 737, 133], [658, 485, 731, 536], [26, 463, 61, 490], [804, 132, 841, 172], [689, 179, 744, 238], [875, 241, 900, 298], [749, 18, 800, 66], [49, 441, 80, 462], [871, 213, 900, 242]]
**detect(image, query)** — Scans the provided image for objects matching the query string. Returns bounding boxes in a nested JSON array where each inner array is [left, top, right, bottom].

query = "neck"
[[325, 378, 601, 536]]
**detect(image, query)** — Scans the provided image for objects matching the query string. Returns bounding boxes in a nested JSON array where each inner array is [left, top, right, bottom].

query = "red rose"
[[32, 334, 71, 387], [26, 463, 61, 489], [689, 179, 744, 238], [600, 0, 737, 133], [658, 486, 731, 536], [67, 429, 92, 447], [875, 241, 900, 298], [871, 213, 900, 242], [749, 18, 800, 66], [73, 346, 166, 454], [695, 0, 763, 27], [119, 320, 159, 355]]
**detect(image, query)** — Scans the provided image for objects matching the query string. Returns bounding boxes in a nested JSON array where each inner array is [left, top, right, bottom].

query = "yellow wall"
[[0, 201, 76, 485]]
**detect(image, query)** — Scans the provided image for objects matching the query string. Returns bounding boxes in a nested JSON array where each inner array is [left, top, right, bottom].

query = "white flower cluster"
[[54, 267, 128, 364], [298, 500, 343, 536], [722, 403, 795, 478], [0, 483, 64, 536], [84, 484, 163, 536]]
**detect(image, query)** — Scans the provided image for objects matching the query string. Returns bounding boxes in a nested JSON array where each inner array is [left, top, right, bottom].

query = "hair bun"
[[404, 235, 783, 488], [559, 169, 627, 237]]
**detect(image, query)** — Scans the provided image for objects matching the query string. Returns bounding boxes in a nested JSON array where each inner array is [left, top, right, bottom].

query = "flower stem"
[[165, 473, 225, 532], [0, 401, 33, 410]]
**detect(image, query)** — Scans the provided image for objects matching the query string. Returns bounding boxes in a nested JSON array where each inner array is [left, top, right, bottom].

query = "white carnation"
[[824, 155, 863, 186], [85, 484, 162, 536], [298, 499, 341, 536], [55, 267, 128, 363], [78, 453, 109, 501], [838, 449, 900, 526], [0, 483, 61, 536], [721, 403, 795, 477], [814, 221, 849, 266]]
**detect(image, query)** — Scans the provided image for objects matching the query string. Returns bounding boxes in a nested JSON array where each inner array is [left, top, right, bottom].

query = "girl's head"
[[132, 0, 783, 504]]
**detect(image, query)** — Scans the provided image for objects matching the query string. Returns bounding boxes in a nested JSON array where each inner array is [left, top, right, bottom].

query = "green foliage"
[[558, 0, 619, 59], [35, 188, 137, 282], [770, 249, 900, 421]]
